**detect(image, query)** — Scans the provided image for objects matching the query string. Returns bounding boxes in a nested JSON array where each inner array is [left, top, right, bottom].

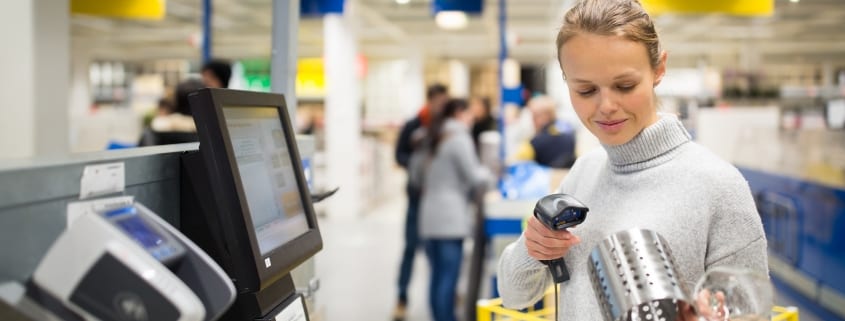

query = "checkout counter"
[[0, 89, 323, 321]]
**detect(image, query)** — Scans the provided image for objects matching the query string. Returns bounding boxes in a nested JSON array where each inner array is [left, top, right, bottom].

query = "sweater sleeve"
[[497, 235, 553, 309], [499, 149, 601, 309], [704, 167, 769, 275]]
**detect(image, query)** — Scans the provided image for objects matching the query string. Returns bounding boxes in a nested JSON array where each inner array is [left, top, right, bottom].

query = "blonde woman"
[[497, 0, 768, 319]]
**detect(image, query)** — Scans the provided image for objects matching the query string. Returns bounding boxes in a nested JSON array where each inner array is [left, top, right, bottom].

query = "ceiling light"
[[396, 0, 410, 4], [789, 0, 799, 2], [435, 11, 468, 30]]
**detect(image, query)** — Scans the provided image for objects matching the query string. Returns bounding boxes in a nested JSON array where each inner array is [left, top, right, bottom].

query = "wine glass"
[[692, 267, 773, 321]]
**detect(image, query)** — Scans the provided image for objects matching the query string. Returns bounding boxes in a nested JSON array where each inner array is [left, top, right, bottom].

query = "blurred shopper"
[[142, 98, 174, 128], [201, 59, 232, 88], [392, 84, 449, 321], [502, 103, 537, 162], [470, 97, 497, 153], [409, 99, 490, 321], [139, 79, 203, 146], [512, 96, 576, 168], [496, 1, 768, 320]]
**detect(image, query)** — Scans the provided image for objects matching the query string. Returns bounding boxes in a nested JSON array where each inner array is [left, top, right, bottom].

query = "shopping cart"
[[476, 292, 800, 321]]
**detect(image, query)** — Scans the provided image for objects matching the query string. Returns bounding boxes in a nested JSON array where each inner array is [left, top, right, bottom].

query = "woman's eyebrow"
[[570, 72, 640, 83], [613, 71, 639, 80]]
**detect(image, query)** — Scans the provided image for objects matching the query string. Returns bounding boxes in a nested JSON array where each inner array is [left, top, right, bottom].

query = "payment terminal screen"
[[223, 107, 309, 255]]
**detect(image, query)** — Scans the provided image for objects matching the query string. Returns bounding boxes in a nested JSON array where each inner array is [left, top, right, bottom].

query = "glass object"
[[692, 267, 773, 321]]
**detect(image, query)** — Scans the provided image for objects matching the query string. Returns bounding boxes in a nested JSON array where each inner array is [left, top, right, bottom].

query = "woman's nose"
[[597, 92, 618, 115]]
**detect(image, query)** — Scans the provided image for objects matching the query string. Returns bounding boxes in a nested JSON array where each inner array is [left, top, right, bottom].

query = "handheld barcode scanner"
[[533, 193, 589, 283]]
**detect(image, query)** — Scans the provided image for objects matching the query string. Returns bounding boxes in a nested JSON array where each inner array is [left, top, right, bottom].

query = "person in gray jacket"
[[496, 0, 768, 320], [409, 98, 491, 321]]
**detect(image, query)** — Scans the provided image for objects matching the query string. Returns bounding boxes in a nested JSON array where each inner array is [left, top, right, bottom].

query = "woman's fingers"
[[527, 217, 572, 240], [524, 216, 581, 260]]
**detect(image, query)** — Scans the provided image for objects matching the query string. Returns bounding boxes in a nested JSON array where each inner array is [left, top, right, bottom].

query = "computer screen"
[[222, 107, 309, 255], [184, 88, 322, 307]]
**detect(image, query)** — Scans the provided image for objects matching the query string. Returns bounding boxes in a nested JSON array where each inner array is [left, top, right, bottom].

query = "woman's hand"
[[679, 289, 728, 321], [524, 216, 581, 260]]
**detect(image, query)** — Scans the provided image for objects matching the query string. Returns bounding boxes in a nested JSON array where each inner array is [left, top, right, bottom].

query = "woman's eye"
[[577, 88, 596, 96], [617, 84, 636, 92]]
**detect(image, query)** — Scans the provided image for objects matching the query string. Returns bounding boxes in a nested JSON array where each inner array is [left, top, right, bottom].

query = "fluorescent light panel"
[[435, 11, 468, 30]]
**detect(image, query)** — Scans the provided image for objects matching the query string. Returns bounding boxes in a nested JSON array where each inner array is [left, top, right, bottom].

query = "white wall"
[[69, 41, 92, 151], [0, 0, 69, 159], [696, 107, 781, 167], [33, 0, 70, 157], [364, 60, 407, 126], [0, 1, 36, 158]]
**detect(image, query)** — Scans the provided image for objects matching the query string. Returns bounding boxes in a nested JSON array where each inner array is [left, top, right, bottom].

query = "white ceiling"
[[71, 0, 845, 68]]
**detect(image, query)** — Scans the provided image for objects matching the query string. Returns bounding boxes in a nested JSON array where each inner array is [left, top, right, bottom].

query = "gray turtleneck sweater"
[[497, 114, 768, 319]]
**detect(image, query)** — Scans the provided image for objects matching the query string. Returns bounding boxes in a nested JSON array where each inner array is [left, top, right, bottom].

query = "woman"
[[496, 0, 768, 319], [410, 99, 490, 321]]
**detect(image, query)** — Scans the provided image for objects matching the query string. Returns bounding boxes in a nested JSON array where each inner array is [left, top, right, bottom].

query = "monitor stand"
[[220, 275, 298, 321], [180, 150, 305, 320], [248, 282, 309, 321]]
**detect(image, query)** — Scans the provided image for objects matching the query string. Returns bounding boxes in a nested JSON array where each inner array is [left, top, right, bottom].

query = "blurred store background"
[[1, 0, 844, 320]]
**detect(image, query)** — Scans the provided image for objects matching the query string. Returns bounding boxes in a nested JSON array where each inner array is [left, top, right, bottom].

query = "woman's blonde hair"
[[556, 0, 662, 69]]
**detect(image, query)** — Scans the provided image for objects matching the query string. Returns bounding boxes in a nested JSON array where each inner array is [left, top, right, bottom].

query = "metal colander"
[[588, 228, 691, 321]]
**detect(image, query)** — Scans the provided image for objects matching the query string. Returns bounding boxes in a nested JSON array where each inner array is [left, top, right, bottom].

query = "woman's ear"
[[653, 51, 668, 87]]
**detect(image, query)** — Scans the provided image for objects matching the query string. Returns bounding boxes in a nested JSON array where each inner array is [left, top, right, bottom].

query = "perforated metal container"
[[588, 228, 691, 321]]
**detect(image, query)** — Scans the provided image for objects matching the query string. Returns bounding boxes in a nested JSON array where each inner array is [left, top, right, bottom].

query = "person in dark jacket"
[[513, 96, 577, 168], [392, 83, 449, 321], [470, 97, 497, 155]]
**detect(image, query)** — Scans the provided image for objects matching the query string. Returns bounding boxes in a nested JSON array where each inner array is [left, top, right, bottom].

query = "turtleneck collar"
[[602, 113, 691, 173]]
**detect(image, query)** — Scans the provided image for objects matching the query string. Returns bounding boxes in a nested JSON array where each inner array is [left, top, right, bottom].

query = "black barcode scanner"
[[533, 193, 589, 283]]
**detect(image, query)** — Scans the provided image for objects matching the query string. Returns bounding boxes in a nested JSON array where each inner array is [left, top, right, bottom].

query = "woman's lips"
[[595, 119, 627, 132]]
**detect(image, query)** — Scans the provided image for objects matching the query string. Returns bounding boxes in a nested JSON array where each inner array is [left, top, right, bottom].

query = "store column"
[[449, 60, 470, 98], [0, 0, 70, 159], [324, 13, 362, 218], [400, 51, 425, 117], [271, 0, 299, 123], [69, 42, 92, 152]]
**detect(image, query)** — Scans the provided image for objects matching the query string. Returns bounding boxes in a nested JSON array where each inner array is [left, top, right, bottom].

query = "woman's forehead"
[[559, 34, 652, 79]]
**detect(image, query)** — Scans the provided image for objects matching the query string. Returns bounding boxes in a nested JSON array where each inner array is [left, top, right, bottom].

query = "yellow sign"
[[641, 0, 773, 16], [296, 58, 326, 99], [71, 0, 166, 20]]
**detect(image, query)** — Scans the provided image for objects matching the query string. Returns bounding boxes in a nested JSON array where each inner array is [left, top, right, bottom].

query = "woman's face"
[[559, 33, 666, 146]]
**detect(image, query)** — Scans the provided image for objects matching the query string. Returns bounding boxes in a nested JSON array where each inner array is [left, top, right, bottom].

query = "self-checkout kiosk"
[[6, 202, 236, 321], [180, 88, 322, 321], [0, 88, 320, 321]]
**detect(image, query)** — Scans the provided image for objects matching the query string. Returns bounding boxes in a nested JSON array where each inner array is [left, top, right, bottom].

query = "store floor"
[[314, 186, 432, 321]]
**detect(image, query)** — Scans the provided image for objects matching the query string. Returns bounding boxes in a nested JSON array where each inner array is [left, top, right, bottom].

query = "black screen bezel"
[[189, 88, 322, 292]]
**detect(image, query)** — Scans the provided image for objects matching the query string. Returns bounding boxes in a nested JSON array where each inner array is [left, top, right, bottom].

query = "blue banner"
[[501, 85, 524, 106], [432, 0, 482, 14], [301, 0, 344, 17]]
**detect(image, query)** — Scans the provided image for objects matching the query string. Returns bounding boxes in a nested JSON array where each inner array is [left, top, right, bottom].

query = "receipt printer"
[[29, 203, 235, 321]]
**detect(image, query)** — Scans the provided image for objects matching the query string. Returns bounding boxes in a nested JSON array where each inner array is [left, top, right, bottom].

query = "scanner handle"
[[541, 258, 570, 283]]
